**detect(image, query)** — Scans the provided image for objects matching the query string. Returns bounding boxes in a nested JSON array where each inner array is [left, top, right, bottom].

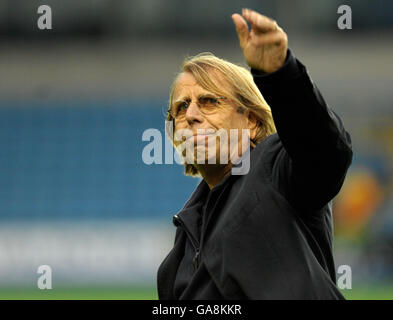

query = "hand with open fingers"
[[232, 8, 288, 73]]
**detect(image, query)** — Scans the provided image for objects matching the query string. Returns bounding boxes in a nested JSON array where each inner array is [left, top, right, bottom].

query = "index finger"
[[242, 8, 278, 33]]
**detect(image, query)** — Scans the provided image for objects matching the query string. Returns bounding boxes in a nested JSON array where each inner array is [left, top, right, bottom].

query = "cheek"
[[207, 112, 234, 130], [224, 114, 248, 132], [173, 119, 189, 133], [206, 108, 248, 132]]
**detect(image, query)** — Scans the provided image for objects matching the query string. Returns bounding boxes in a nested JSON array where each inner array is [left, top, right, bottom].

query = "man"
[[157, 8, 352, 299]]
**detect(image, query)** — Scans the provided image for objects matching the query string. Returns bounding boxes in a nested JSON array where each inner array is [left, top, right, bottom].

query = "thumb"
[[232, 13, 249, 49]]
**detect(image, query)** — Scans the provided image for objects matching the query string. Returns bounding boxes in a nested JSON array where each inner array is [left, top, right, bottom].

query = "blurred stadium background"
[[0, 0, 392, 299]]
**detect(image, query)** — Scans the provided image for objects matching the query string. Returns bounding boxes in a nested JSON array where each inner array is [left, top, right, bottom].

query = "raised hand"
[[232, 8, 288, 73]]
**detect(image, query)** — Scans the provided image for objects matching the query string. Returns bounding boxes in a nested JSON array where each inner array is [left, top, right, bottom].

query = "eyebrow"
[[172, 97, 189, 106], [172, 93, 218, 106]]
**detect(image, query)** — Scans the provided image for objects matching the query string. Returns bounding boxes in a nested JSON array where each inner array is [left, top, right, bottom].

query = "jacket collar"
[[172, 145, 256, 239]]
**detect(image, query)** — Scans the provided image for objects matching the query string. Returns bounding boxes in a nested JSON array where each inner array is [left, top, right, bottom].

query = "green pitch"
[[0, 286, 392, 300], [0, 287, 158, 300]]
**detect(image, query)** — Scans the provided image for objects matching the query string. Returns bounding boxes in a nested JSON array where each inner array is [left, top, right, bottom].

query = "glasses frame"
[[168, 95, 228, 122]]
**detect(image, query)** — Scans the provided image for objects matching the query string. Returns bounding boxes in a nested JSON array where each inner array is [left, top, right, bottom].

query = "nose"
[[185, 101, 204, 126]]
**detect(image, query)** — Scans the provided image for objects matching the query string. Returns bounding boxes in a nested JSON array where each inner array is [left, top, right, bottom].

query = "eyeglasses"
[[168, 94, 227, 122]]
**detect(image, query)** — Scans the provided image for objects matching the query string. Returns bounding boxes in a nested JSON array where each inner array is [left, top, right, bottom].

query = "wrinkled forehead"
[[172, 69, 232, 101], [173, 72, 200, 95]]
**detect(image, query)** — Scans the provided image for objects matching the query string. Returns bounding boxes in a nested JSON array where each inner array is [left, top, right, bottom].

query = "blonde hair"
[[167, 52, 276, 176]]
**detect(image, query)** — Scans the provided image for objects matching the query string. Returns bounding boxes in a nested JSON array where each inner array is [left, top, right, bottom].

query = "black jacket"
[[157, 50, 353, 300]]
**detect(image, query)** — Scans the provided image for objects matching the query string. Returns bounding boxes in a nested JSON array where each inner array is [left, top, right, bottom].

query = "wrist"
[[251, 49, 304, 82]]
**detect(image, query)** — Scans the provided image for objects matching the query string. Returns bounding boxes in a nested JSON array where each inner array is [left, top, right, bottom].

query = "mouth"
[[184, 129, 217, 144]]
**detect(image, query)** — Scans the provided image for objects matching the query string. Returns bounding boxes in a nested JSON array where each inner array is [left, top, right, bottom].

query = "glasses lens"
[[170, 96, 225, 121], [199, 96, 221, 114]]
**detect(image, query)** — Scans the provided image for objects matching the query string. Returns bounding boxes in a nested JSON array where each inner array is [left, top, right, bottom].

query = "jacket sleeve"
[[252, 49, 353, 211]]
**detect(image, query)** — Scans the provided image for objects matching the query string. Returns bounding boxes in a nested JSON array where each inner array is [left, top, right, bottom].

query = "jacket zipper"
[[193, 249, 200, 270], [173, 214, 200, 271]]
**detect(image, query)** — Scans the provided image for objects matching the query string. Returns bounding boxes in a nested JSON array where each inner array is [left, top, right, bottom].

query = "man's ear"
[[247, 111, 258, 141]]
